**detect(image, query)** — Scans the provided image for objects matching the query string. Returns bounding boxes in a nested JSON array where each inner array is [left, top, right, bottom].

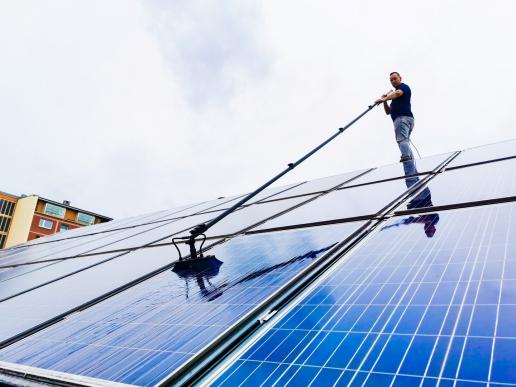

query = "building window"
[[0, 234, 5, 249], [0, 216, 11, 232], [44, 203, 66, 219], [59, 224, 69, 232], [39, 219, 54, 230], [76, 212, 95, 226], [0, 199, 15, 216]]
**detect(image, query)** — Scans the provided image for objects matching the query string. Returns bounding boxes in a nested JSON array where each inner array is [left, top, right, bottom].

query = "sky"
[[1, 0, 515, 219]]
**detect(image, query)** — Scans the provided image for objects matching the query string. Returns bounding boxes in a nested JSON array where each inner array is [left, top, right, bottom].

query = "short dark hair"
[[390, 72, 401, 77]]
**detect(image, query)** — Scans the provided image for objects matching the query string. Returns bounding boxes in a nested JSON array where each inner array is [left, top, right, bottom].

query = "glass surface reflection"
[[382, 159, 439, 238], [212, 203, 516, 387], [0, 222, 363, 386], [173, 244, 336, 302]]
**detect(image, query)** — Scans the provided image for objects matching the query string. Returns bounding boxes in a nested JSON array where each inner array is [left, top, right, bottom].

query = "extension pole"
[[182, 100, 383, 260]]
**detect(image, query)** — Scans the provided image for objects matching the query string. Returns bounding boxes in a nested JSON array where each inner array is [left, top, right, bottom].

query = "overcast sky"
[[1, 0, 515, 219]]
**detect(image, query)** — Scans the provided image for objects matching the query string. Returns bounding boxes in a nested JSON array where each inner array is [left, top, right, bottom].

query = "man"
[[375, 72, 414, 162]]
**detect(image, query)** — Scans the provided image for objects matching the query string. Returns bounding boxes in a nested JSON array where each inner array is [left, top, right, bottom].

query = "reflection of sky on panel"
[[398, 158, 516, 213], [267, 170, 369, 201], [0, 196, 314, 267], [448, 139, 516, 169], [0, 212, 214, 267], [255, 177, 420, 231], [0, 244, 190, 343], [0, 222, 363, 385], [347, 152, 451, 187], [228, 182, 303, 206], [206, 195, 316, 237], [0, 252, 120, 301], [213, 203, 516, 386], [0, 222, 164, 267], [1, 196, 240, 254], [7, 203, 198, 249]]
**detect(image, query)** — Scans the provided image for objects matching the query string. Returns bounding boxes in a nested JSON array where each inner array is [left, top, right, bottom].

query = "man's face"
[[390, 73, 402, 87]]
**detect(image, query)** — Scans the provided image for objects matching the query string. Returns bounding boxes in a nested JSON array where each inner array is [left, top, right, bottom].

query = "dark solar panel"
[[211, 202, 516, 386]]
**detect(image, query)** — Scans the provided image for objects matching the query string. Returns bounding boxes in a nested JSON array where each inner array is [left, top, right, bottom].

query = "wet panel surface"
[[213, 203, 516, 386], [0, 222, 364, 386]]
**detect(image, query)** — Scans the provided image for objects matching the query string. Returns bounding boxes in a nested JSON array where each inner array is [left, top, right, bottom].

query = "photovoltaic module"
[[0, 139, 514, 386]]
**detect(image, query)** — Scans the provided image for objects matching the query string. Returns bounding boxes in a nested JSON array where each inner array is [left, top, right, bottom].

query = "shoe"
[[400, 155, 412, 162]]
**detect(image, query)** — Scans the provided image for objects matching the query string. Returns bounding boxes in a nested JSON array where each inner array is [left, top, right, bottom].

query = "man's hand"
[[374, 94, 388, 104], [377, 93, 392, 115]]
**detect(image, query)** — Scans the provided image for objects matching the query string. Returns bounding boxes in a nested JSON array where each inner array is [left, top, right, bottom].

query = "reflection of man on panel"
[[375, 72, 415, 162]]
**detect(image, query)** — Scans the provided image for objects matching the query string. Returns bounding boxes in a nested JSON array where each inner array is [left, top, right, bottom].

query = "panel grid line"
[[434, 207, 495, 385], [272, 215, 434, 386], [347, 204, 468, 386], [488, 203, 513, 382]]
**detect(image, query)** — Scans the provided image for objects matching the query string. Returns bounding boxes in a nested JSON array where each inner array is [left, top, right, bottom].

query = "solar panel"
[[254, 175, 428, 231], [0, 214, 205, 267], [447, 138, 516, 169], [205, 195, 318, 237], [0, 243, 191, 343], [0, 252, 121, 301], [0, 139, 514, 386], [397, 157, 516, 214], [344, 152, 453, 187], [235, 182, 305, 205], [262, 169, 371, 201], [210, 202, 516, 386], [10, 195, 241, 249], [0, 222, 364, 385]]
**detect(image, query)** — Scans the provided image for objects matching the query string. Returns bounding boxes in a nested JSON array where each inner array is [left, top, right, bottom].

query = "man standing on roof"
[[375, 72, 414, 162]]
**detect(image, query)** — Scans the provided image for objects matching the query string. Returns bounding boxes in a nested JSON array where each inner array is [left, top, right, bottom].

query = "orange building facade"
[[0, 192, 112, 249], [0, 191, 18, 249]]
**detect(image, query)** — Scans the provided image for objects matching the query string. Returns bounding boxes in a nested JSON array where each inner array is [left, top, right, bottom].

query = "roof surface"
[[0, 139, 515, 386]]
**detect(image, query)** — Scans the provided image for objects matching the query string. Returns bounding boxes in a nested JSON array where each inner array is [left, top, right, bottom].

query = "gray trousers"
[[393, 116, 415, 159]]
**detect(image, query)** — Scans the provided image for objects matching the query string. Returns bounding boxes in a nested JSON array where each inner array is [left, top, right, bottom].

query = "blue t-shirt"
[[390, 83, 413, 121]]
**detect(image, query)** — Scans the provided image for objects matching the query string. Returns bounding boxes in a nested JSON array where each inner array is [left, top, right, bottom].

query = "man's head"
[[389, 72, 402, 87]]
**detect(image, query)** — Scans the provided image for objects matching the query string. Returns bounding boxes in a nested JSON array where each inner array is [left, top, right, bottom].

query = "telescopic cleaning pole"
[[174, 97, 386, 264]]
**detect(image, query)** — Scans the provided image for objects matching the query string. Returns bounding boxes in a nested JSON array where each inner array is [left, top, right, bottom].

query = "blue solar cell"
[[211, 202, 516, 385], [0, 222, 364, 385], [492, 338, 516, 383]]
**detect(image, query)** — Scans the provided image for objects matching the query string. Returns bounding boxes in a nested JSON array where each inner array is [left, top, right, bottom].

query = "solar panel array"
[[0, 139, 515, 386]]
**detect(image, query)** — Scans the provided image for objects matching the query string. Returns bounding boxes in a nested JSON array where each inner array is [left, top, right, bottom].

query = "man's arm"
[[375, 89, 403, 104], [375, 89, 403, 115], [383, 100, 391, 115], [384, 89, 403, 101]]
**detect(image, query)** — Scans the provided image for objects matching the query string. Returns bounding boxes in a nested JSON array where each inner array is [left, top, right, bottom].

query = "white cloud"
[[1, 0, 515, 219]]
